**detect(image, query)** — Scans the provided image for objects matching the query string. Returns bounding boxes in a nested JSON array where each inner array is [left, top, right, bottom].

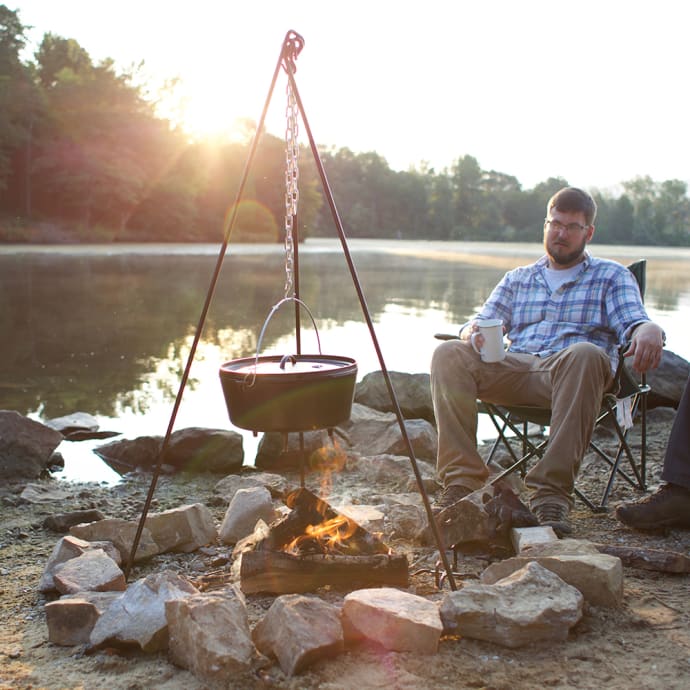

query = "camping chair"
[[436, 259, 650, 512]]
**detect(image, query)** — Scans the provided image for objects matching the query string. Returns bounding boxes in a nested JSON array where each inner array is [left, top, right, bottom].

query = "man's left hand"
[[624, 322, 665, 373]]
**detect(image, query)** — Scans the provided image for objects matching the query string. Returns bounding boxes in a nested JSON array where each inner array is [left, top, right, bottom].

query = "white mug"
[[470, 318, 506, 362]]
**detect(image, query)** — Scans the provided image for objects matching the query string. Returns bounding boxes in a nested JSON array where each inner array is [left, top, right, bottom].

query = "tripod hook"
[[281, 30, 305, 74]]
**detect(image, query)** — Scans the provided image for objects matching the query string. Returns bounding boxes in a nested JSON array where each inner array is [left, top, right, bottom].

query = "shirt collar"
[[536, 251, 592, 271]]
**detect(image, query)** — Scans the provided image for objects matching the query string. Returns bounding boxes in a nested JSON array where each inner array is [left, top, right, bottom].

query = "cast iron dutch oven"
[[219, 353, 357, 432]]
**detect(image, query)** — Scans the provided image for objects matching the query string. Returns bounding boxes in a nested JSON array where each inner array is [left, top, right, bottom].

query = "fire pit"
[[234, 488, 409, 594]]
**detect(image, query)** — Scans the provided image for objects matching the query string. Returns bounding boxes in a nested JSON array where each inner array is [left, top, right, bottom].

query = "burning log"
[[238, 551, 409, 594], [236, 487, 409, 594], [257, 488, 390, 557]]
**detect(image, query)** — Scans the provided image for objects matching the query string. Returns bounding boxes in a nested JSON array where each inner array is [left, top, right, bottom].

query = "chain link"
[[283, 80, 299, 298]]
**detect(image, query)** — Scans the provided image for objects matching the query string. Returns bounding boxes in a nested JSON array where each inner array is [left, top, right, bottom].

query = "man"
[[616, 376, 690, 529], [430, 187, 665, 535]]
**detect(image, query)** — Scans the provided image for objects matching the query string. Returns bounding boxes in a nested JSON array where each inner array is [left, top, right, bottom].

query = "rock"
[[163, 427, 244, 473], [52, 549, 126, 595], [255, 430, 330, 470], [94, 435, 163, 473], [350, 454, 438, 494], [333, 504, 384, 533], [383, 502, 427, 541], [45, 592, 122, 646], [43, 509, 106, 533], [218, 487, 276, 545], [44, 412, 99, 435], [253, 594, 344, 676], [355, 371, 434, 422], [19, 482, 72, 504], [40, 535, 122, 593], [339, 405, 437, 461], [342, 587, 443, 653], [90, 571, 199, 652], [214, 471, 289, 501], [432, 484, 537, 548], [144, 503, 217, 553], [440, 561, 583, 648], [0, 410, 64, 479], [511, 526, 559, 553], [482, 538, 624, 608], [166, 585, 255, 683], [646, 349, 690, 407], [70, 518, 160, 563], [94, 428, 244, 475]]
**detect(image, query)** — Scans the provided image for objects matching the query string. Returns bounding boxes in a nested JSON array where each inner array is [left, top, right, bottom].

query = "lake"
[[2, 238, 690, 484]]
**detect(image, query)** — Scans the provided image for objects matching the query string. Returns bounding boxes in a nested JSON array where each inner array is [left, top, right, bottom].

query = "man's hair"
[[547, 187, 597, 226]]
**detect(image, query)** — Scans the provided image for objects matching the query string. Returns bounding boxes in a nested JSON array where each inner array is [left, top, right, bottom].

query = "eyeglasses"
[[545, 218, 589, 233]]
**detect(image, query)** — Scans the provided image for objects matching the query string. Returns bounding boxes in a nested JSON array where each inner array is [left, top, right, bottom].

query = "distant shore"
[[3, 237, 690, 263]]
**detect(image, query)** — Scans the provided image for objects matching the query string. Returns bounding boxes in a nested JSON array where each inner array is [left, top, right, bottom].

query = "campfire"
[[233, 487, 409, 594]]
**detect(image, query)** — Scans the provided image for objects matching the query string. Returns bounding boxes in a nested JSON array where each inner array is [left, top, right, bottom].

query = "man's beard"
[[545, 237, 587, 267]]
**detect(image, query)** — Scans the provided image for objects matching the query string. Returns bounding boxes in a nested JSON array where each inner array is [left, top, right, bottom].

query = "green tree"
[[0, 4, 43, 212], [451, 155, 483, 239]]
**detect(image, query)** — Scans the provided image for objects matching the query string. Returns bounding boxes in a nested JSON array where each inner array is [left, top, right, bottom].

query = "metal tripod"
[[125, 30, 457, 591]]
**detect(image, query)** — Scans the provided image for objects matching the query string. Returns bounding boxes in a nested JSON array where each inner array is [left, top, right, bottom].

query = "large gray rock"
[[93, 427, 244, 474], [482, 537, 624, 608], [167, 585, 255, 683], [342, 587, 443, 653], [214, 471, 289, 501], [90, 571, 199, 652], [94, 435, 163, 473], [19, 482, 72, 504], [440, 561, 583, 648], [70, 518, 160, 563], [144, 503, 217, 553], [40, 535, 122, 593], [44, 412, 99, 435], [218, 486, 276, 545], [52, 549, 126, 595], [164, 427, 244, 473], [339, 404, 437, 462], [0, 410, 64, 479], [646, 349, 690, 406], [253, 594, 344, 676], [46, 592, 122, 646], [351, 454, 439, 496], [355, 371, 434, 422], [480, 551, 623, 608]]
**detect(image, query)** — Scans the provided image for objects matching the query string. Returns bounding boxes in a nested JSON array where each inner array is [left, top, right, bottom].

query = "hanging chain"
[[283, 79, 299, 298]]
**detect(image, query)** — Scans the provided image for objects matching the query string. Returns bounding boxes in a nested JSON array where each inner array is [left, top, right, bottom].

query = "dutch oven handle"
[[279, 354, 297, 370], [244, 297, 323, 385]]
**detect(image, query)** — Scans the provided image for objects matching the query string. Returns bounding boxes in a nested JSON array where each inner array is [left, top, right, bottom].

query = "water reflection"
[[0, 247, 506, 421]]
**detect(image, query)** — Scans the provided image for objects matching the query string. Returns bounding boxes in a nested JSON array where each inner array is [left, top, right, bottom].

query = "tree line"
[[2, 5, 689, 245]]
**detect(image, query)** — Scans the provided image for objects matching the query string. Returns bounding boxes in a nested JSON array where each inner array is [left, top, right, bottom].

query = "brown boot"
[[431, 484, 472, 515], [615, 483, 690, 530]]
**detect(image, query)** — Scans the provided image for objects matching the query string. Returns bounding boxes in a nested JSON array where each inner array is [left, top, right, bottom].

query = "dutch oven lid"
[[221, 354, 357, 378]]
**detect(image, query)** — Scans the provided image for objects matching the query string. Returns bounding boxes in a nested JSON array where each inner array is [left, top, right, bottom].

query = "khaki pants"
[[430, 340, 613, 509]]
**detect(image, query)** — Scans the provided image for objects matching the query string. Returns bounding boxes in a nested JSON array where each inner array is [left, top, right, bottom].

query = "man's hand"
[[461, 320, 484, 348], [624, 322, 665, 373]]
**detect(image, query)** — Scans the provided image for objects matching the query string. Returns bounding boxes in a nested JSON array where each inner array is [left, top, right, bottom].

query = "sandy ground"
[[1, 416, 689, 690]]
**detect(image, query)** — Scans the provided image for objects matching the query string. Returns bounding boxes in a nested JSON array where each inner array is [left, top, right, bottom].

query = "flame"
[[309, 440, 347, 499], [284, 513, 359, 555]]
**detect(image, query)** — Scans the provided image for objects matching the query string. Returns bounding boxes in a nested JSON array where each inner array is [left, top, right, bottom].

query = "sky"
[[8, 0, 690, 192]]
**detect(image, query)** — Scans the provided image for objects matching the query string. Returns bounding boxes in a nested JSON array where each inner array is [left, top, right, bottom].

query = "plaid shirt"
[[474, 253, 650, 369]]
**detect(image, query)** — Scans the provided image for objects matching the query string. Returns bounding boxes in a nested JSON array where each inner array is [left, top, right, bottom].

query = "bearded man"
[[430, 186, 665, 535]]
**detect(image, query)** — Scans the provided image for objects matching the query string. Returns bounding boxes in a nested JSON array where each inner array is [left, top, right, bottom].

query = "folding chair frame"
[[482, 369, 650, 511]]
